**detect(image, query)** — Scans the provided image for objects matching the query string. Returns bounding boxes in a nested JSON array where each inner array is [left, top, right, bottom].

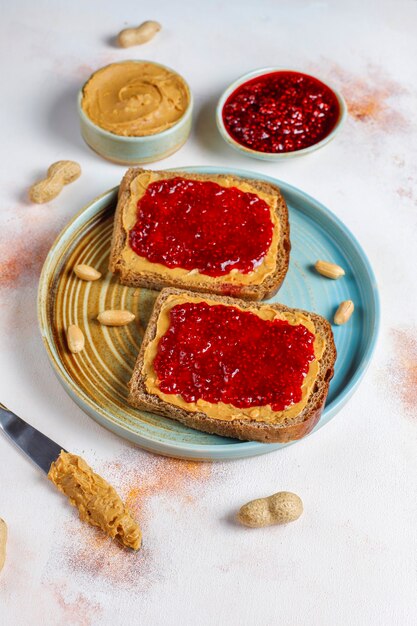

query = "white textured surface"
[[1, 1, 417, 624]]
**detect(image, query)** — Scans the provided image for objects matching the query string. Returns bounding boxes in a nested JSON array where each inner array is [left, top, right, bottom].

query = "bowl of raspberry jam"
[[216, 68, 346, 160]]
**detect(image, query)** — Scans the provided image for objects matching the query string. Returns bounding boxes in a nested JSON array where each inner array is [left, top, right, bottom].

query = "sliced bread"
[[128, 288, 336, 443], [109, 168, 290, 301]]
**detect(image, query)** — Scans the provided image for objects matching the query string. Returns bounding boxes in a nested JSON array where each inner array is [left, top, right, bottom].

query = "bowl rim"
[[216, 67, 347, 159], [77, 59, 193, 143]]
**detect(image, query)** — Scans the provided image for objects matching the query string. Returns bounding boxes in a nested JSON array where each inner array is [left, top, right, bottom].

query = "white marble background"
[[0, 1, 416, 624]]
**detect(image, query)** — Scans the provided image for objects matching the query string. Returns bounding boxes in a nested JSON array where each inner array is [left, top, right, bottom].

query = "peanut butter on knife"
[[48, 451, 141, 550]]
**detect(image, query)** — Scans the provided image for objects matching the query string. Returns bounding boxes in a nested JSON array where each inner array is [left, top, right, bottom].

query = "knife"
[[0, 402, 65, 474], [0, 402, 142, 550]]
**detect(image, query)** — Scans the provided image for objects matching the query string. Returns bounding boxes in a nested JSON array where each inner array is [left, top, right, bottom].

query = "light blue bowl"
[[216, 67, 347, 161], [78, 61, 193, 165]]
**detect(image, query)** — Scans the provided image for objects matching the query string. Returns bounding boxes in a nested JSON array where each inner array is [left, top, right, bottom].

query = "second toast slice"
[[109, 168, 290, 300], [128, 288, 336, 443]]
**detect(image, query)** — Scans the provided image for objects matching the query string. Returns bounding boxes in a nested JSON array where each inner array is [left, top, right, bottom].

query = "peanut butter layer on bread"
[[109, 169, 290, 301], [128, 288, 336, 443], [142, 293, 325, 425]]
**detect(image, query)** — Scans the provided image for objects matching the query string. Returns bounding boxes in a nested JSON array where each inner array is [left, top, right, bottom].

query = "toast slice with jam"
[[128, 288, 336, 443], [109, 168, 290, 301]]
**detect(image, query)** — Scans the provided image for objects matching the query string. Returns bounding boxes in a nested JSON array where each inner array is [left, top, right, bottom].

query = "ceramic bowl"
[[216, 67, 347, 161], [78, 61, 193, 165]]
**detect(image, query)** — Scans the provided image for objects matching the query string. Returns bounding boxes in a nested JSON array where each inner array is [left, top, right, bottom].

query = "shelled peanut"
[[97, 310, 135, 326], [334, 300, 355, 325], [315, 260, 345, 279], [66, 325, 85, 354], [73, 264, 102, 281]]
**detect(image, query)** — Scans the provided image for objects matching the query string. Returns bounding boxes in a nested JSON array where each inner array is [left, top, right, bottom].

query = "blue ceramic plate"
[[38, 167, 380, 460]]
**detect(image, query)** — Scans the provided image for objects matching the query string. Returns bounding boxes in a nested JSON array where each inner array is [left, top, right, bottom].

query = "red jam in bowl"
[[129, 177, 273, 276], [154, 302, 316, 411], [222, 70, 341, 154]]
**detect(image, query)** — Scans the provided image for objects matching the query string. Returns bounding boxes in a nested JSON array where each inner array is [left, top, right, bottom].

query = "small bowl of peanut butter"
[[78, 60, 193, 165]]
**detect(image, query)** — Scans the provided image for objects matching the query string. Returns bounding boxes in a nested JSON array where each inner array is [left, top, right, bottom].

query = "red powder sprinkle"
[[62, 524, 155, 592], [311, 63, 408, 131], [75, 64, 95, 79], [396, 186, 416, 204], [44, 448, 214, 592], [389, 328, 417, 414], [49, 581, 102, 626], [0, 226, 58, 290]]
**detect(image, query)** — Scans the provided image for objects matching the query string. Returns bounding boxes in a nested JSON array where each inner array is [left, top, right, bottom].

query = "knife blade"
[[0, 402, 66, 474]]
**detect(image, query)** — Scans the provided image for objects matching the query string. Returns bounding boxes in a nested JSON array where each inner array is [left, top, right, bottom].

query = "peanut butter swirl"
[[81, 61, 190, 136], [48, 452, 142, 550]]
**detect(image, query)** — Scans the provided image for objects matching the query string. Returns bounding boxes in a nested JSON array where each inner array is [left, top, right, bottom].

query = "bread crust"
[[109, 168, 291, 301], [128, 288, 336, 443]]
